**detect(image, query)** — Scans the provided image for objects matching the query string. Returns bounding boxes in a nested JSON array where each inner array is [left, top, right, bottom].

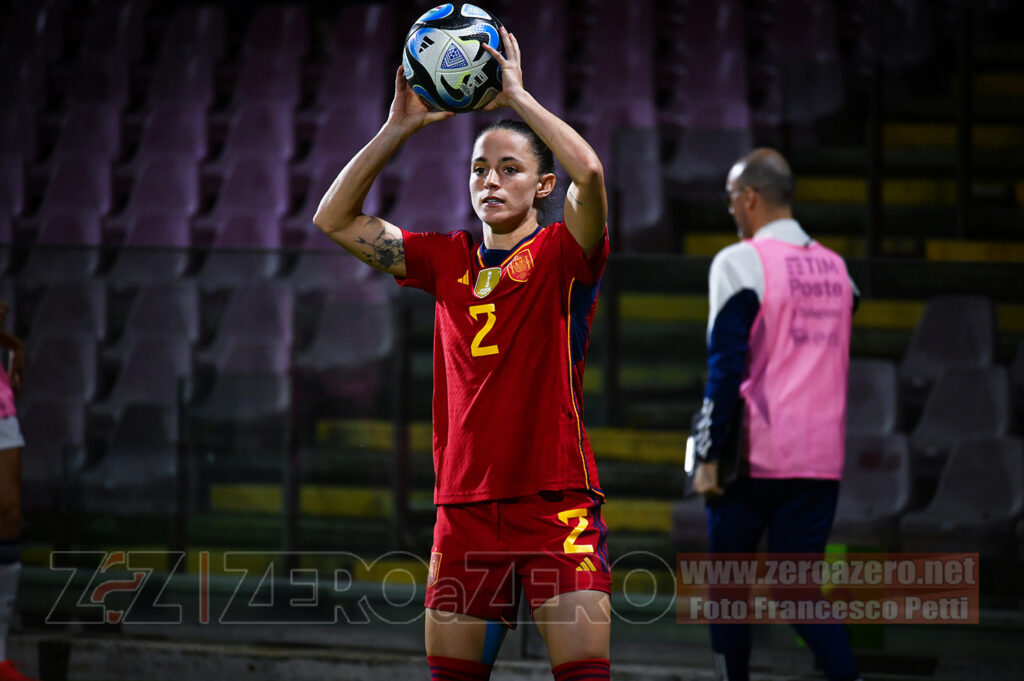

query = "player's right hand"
[[388, 65, 454, 132]]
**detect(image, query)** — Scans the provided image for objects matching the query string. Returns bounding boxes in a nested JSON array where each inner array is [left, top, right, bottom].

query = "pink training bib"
[[740, 239, 852, 479], [0, 365, 15, 419]]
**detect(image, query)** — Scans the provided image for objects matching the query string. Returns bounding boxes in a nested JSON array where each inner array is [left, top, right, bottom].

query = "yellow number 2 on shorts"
[[557, 507, 594, 554]]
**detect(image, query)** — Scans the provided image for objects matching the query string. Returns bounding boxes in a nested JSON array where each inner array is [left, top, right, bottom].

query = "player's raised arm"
[[482, 28, 607, 255], [312, 66, 453, 277]]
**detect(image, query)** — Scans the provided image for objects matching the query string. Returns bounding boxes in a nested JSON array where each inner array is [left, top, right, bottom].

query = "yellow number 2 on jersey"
[[468, 303, 499, 357], [558, 507, 595, 554]]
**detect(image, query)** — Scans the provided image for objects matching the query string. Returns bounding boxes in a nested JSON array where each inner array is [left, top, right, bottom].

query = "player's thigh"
[[0, 446, 22, 538], [532, 589, 610, 667], [425, 607, 493, 659]]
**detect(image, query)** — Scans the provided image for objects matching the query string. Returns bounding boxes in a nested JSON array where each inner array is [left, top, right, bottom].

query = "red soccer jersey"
[[398, 222, 608, 504]]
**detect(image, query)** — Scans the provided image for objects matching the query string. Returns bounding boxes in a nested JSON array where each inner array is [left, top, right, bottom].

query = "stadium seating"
[[116, 156, 200, 219], [832, 433, 912, 549], [232, 52, 302, 108], [195, 210, 282, 289], [19, 398, 86, 510], [78, 0, 149, 64], [909, 366, 1011, 484], [162, 5, 226, 62], [25, 280, 107, 342], [241, 5, 309, 59], [899, 437, 1022, 599], [132, 103, 209, 164], [23, 333, 98, 402], [196, 282, 294, 368], [17, 211, 102, 286], [148, 53, 216, 109], [77, 403, 179, 514], [0, 105, 37, 163], [3, 0, 1022, 619], [898, 295, 997, 420], [40, 157, 112, 215], [49, 103, 121, 163], [64, 53, 130, 109], [105, 213, 192, 287], [846, 357, 899, 435], [1012, 339, 1024, 424], [287, 228, 373, 297], [93, 337, 192, 417], [104, 281, 200, 358]]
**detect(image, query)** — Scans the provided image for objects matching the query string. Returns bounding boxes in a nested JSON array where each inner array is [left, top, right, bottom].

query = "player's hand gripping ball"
[[402, 3, 506, 113]]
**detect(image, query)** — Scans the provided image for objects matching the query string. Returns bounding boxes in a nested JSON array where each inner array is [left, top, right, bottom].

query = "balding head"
[[733, 148, 793, 208], [725, 148, 794, 238]]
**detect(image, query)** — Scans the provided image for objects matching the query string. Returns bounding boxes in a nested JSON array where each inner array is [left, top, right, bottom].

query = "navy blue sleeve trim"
[[698, 289, 760, 461]]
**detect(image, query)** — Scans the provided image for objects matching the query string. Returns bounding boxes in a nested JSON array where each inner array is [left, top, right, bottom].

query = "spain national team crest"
[[473, 267, 501, 298], [506, 249, 535, 283]]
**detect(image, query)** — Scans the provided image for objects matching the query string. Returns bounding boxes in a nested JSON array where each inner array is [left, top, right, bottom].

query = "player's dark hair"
[[737, 148, 794, 207], [477, 119, 555, 176]]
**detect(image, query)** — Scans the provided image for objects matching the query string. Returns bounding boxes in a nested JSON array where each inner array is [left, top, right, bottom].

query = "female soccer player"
[[314, 26, 612, 681]]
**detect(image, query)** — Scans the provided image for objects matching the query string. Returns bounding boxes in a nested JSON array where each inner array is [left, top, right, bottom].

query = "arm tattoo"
[[354, 216, 404, 271], [567, 188, 584, 207]]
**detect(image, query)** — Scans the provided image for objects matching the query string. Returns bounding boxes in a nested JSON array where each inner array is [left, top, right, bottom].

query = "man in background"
[[692, 149, 861, 681]]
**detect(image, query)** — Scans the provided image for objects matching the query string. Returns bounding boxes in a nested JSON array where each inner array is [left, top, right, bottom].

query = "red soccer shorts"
[[425, 489, 611, 626]]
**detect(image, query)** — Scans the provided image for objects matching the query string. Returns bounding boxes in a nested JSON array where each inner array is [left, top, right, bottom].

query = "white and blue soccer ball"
[[402, 3, 505, 113]]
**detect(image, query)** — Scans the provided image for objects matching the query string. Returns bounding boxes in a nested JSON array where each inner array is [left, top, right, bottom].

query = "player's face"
[[470, 129, 545, 232], [726, 163, 753, 239]]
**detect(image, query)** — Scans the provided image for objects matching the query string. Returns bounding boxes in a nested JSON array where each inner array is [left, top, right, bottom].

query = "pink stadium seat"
[[387, 154, 472, 234], [122, 156, 200, 217], [197, 282, 294, 368], [79, 0, 149, 64], [162, 5, 226, 61], [211, 102, 295, 165], [98, 338, 192, 414], [0, 154, 24, 217], [149, 54, 215, 109], [242, 5, 309, 58], [1, 1, 68, 63], [18, 211, 103, 286], [0, 51, 48, 111], [50, 103, 121, 162], [197, 211, 282, 288], [134, 103, 208, 162], [313, 52, 391, 111], [23, 334, 98, 401], [498, 0, 567, 116], [213, 157, 289, 217], [0, 106, 36, 162], [65, 54, 130, 108], [26, 281, 107, 343], [105, 281, 200, 356], [233, 53, 301, 107], [329, 3, 398, 61], [106, 209, 191, 286], [284, 158, 382, 248], [42, 157, 112, 214]]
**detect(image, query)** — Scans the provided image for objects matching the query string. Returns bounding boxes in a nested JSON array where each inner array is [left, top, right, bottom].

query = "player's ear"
[[535, 173, 556, 199]]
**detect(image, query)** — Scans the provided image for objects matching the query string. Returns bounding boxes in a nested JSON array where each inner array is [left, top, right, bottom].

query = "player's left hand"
[[481, 26, 525, 110], [693, 461, 725, 499]]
